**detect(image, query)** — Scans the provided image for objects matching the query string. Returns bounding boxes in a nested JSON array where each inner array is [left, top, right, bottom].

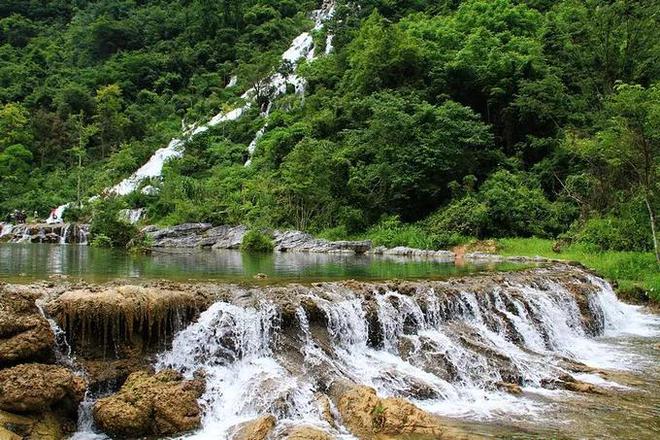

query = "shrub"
[[240, 229, 274, 253], [426, 195, 487, 237], [365, 216, 436, 249], [89, 199, 139, 248], [90, 234, 113, 248]]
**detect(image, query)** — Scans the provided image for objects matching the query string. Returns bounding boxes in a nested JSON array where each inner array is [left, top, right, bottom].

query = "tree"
[[575, 84, 659, 263], [0, 102, 32, 151], [94, 84, 128, 158], [69, 113, 99, 208]]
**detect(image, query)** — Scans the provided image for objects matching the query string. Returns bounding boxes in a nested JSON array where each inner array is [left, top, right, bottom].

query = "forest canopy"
[[0, 0, 658, 258]]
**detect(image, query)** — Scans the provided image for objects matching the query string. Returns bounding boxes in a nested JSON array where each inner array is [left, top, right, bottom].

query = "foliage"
[[90, 234, 113, 248], [1, 0, 658, 265], [240, 229, 274, 253], [498, 238, 659, 302], [89, 199, 138, 249]]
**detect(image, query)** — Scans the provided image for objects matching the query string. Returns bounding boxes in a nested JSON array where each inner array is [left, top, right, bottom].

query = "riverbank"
[[495, 238, 659, 304]]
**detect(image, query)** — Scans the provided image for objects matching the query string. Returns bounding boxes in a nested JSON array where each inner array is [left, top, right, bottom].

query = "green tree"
[[94, 84, 128, 158], [0, 102, 32, 151], [575, 84, 659, 263]]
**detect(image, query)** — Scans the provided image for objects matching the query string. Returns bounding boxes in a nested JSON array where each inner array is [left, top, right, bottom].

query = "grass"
[[497, 238, 660, 303]]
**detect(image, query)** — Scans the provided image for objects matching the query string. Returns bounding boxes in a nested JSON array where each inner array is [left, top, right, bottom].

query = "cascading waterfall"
[[1, 222, 89, 244], [149, 270, 658, 438], [36, 1, 336, 221]]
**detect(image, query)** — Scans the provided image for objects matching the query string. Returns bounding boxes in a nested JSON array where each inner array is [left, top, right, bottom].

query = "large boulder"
[[93, 370, 204, 437], [0, 364, 85, 414], [331, 382, 459, 439], [283, 426, 333, 440], [0, 288, 55, 366], [231, 415, 276, 440], [0, 410, 69, 440]]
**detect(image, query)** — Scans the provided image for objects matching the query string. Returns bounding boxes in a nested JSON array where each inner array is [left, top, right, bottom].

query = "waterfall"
[[108, 1, 337, 195], [151, 271, 658, 438]]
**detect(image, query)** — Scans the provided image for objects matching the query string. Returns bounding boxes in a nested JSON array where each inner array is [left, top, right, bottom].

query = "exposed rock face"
[[272, 230, 371, 254], [0, 364, 85, 414], [142, 223, 372, 254], [283, 426, 333, 440], [47, 284, 214, 357], [0, 410, 70, 440], [373, 246, 455, 261], [231, 415, 276, 440], [93, 370, 204, 437], [0, 288, 55, 367], [331, 383, 448, 439], [143, 223, 247, 248], [0, 223, 89, 244]]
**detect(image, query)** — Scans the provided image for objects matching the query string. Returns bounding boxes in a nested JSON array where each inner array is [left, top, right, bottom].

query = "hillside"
[[0, 0, 658, 262]]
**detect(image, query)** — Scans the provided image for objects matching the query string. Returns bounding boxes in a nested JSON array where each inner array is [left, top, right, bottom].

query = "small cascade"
[[60, 223, 71, 244], [37, 301, 109, 439], [119, 208, 145, 224], [47, 203, 71, 224], [151, 269, 658, 438]]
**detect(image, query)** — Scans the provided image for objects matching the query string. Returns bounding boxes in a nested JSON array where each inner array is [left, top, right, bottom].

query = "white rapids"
[[146, 269, 659, 439]]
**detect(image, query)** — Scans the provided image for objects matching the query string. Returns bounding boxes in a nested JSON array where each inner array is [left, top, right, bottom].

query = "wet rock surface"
[[47, 284, 218, 358], [0, 364, 85, 413], [0, 287, 55, 367], [93, 369, 204, 437], [231, 415, 276, 440], [330, 382, 455, 439], [0, 223, 89, 244]]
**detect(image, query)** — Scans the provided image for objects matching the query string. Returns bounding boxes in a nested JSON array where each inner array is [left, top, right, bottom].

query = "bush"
[[574, 215, 651, 252], [240, 229, 274, 253], [426, 195, 487, 238], [365, 216, 437, 249], [90, 234, 113, 248], [89, 199, 139, 248]]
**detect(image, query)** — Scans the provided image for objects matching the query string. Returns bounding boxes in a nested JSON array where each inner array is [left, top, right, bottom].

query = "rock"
[[0, 409, 74, 440], [231, 415, 276, 440], [0, 289, 55, 367], [272, 230, 371, 254], [558, 374, 606, 395], [331, 382, 449, 439], [496, 382, 523, 395], [283, 425, 333, 440], [145, 223, 213, 247], [0, 364, 85, 413], [48, 285, 211, 357], [93, 370, 204, 437]]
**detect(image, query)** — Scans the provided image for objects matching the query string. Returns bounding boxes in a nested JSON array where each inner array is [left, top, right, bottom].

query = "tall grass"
[[498, 238, 659, 302]]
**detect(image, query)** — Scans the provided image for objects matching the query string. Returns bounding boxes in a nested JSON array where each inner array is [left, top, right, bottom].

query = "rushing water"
[[0, 243, 526, 283], [149, 271, 659, 440]]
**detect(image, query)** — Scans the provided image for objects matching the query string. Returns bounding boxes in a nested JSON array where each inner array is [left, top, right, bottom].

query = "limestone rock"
[[231, 415, 276, 440], [0, 364, 85, 413], [283, 425, 333, 440], [93, 370, 204, 437], [48, 285, 211, 357], [496, 382, 523, 395], [0, 289, 55, 366], [332, 383, 450, 439]]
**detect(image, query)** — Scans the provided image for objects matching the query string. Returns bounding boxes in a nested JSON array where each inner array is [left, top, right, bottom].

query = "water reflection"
[[0, 244, 523, 283]]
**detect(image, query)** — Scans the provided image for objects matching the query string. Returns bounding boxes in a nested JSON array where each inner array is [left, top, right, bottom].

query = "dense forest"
[[0, 0, 658, 260]]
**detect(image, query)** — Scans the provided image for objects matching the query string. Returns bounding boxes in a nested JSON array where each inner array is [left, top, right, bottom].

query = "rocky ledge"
[[142, 223, 373, 254], [0, 265, 623, 439], [0, 222, 89, 244]]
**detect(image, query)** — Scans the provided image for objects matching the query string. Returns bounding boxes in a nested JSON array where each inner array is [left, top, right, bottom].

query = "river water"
[[0, 243, 526, 283]]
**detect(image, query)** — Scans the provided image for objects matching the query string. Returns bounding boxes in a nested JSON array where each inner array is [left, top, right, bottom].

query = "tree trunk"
[[644, 196, 659, 265]]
